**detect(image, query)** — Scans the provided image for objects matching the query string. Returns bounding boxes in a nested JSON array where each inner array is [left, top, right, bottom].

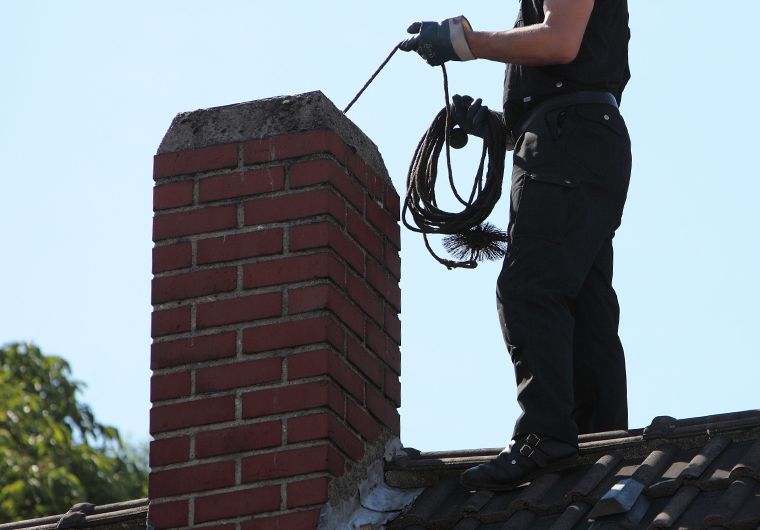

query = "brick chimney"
[[148, 92, 402, 529]]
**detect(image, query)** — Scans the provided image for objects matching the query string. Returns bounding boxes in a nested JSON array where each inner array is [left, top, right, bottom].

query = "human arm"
[[464, 0, 595, 65]]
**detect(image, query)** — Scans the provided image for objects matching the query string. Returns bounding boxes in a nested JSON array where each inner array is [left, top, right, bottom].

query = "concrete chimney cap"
[[157, 91, 390, 183]]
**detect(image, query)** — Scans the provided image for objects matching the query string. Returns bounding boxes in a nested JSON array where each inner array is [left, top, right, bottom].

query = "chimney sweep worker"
[[400, 0, 632, 491]]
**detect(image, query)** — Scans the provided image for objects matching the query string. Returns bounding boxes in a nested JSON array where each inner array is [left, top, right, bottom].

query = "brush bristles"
[[442, 223, 509, 262]]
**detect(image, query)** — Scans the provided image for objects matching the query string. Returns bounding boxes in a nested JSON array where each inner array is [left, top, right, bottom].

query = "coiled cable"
[[401, 65, 509, 269], [344, 47, 509, 270]]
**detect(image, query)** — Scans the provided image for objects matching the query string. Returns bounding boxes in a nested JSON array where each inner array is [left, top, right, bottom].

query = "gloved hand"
[[399, 16, 475, 66], [450, 95, 499, 139]]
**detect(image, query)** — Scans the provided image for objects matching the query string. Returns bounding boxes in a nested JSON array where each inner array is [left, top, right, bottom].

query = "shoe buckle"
[[519, 444, 534, 458], [525, 433, 543, 447]]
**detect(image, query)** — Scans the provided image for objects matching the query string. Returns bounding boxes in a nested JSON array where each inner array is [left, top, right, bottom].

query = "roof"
[[0, 500, 147, 530], [384, 410, 760, 529], [5, 411, 760, 530]]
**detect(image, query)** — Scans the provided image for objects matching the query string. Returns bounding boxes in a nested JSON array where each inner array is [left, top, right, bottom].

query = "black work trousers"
[[497, 97, 632, 445]]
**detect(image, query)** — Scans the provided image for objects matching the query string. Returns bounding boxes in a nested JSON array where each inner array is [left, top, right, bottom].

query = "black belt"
[[513, 91, 618, 141]]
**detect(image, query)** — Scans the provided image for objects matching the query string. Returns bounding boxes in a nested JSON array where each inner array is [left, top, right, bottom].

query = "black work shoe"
[[460, 433, 578, 491]]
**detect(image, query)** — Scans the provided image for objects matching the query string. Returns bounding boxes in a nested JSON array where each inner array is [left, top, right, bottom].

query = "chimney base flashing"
[[319, 436, 423, 530]]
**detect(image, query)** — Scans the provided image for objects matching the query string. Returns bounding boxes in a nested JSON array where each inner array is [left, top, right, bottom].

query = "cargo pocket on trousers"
[[565, 104, 628, 178], [511, 166, 580, 243]]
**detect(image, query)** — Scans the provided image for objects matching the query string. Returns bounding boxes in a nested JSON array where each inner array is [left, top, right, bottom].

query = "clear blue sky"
[[2, 1, 759, 452]]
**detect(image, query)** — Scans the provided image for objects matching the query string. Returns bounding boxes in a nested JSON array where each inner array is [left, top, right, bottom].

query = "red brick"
[[151, 305, 191, 338], [346, 210, 382, 262], [346, 399, 382, 443], [153, 205, 237, 240], [384, 306, 401, 345], [152, 267, 237, 304], [152, 242, 192, 274], [196, 358, 282, 393], [387, 341, 402, 376], [288, 283, 364, 337], [154, 143, 238, 179], [244, 188, 345, 226], [242, 380, 344, 419], [347, 273, 383, 325], [196, 292, 282, 330], [287, 349, 331, 381], [243, 129, 346, 165], [149, 460, 235, 497], [242, 316, 344, 354], [151, 371, 191, 401], [241, 445, 344, 482], [149, 499, 188, 528], [194, 486, 280, 523], [385, 184, 401, 221], [365, 321, 385, 359], [366, 197, 400, 249], [346, 336, 383, 389], [365, 257, 386, 297], [287, 412, 364, 461], [366, 385, 400, 435], [154, 180, 194, 211], [366, 257, 401, 312], [287, 477, 329, 508], [150, 395, 235, 434], [289, 222, 364, 274], [384, 368, 401, 407], [290, 158, 365, 212], [385, 242, 401, 280], [151, 331, 236, 369], [196, 229, 283, 265], [346, 155, 384, 200], [195, 421, 282, 458], [366, 321, 401, 375], [149, 436, 190, 466], [288, 349, 364, 402], [200, 167, 285, 202], [242, 510, 321, 530], [243, 252, 345, 289]]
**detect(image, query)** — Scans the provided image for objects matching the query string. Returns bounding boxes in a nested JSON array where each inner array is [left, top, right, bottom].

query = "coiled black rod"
[[402, 65, 509, 269], [343, 46, 509, 270]]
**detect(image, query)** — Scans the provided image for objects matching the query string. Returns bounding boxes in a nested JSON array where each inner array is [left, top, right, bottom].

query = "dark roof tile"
[[677, 489, 726, 528], [512, 473, 563, 510], [501, 509, 538, 529], [567, 454, 622, 501], [704, 478, 758, 527], [732, 441, 760, 479], [651, 485, 701, 528], [552, 501, 592, 530], [477, 491, 523, 525], [391, 476, 460, 527], [681, 435, 732, 480], [387, 410, 760, 529], [461, 491, 495, 514], [451, 517, 482, 530], [731, 483, 760, 528]]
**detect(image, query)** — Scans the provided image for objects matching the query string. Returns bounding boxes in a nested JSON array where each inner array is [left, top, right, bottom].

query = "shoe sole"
[[459, 454, 579, 492]]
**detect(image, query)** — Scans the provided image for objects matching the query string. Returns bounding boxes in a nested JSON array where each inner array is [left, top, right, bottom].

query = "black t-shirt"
[[503, 0, 631, 130]]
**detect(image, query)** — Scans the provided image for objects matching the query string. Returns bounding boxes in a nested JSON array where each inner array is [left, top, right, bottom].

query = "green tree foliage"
[[0, 343, 147, 522]]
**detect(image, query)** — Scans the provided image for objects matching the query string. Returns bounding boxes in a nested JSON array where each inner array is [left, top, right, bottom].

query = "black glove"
[[399, 16, 475, 66], [451, 95, 499, 139]]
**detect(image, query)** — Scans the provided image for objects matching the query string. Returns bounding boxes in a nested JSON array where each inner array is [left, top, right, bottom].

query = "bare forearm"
[[464, 0, 594, 66], [466, 25, 577, 66]]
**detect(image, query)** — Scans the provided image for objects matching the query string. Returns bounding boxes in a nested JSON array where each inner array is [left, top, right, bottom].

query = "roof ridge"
[[385, 410, 760, 489], [0, 500, 148, 530]]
